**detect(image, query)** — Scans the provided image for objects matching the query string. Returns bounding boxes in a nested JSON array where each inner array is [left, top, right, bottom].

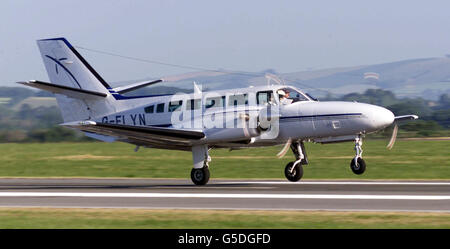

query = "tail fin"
[[37, 38, 116, 122]]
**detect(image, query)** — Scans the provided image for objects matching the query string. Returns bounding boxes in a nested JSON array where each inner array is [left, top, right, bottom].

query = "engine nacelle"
[[196, 106, 281, 143], [256, 106, 280, 132], [204, 127, 260, 143]]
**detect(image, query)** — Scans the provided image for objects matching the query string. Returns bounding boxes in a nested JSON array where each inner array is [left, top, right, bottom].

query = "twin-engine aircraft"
[[19, 38, 418, 185]]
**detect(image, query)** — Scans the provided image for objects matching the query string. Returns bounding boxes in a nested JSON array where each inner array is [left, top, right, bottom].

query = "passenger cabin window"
[[156, 103, 165, 113], [205, 96, 225, 109], [186, 99, 201, 110], [168, 100, 182, 112], [228, 94, 248, 106], [257, 91, 275, 105], [144, 105, 154, 113]]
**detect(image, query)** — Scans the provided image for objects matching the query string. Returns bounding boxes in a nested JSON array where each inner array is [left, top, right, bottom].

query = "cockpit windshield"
[[276, 87, 310, 104], [305, 93, 318, 101]]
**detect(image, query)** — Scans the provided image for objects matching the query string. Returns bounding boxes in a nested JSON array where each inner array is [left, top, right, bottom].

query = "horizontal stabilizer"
[[394, 115, 419, 122], [18, 80, 107, 100], [112, 79, 163, 94]]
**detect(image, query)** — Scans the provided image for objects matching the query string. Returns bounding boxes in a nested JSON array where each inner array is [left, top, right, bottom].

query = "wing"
[[63, 121, 205, 151]]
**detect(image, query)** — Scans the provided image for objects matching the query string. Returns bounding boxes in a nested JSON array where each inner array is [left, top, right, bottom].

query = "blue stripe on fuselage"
[[139, 113, 362, 129]]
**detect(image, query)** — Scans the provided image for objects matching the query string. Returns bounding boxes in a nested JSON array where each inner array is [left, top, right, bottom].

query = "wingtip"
[[17, 80, 37, 85]]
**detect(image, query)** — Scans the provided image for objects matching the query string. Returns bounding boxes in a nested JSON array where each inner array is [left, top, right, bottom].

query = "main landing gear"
[[191, 145, 211, 185], [191, 166, 210, 185], [350, 135, 366, 175], [284, 140, 308, 182]]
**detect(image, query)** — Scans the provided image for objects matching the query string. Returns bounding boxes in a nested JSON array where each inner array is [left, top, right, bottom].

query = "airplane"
[[18, 37, 418, 185]]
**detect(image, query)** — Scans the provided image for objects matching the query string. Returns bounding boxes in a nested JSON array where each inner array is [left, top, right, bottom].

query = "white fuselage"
[[93, 85, 395, 149]]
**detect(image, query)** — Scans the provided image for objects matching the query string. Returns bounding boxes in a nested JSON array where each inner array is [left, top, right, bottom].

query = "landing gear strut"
[[350, 135, 366, 175], [284, 140, 308, 182]]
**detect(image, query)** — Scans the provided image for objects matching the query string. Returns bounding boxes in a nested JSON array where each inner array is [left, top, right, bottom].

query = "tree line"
[[324, 89, 449, 137], [0, 87, 448, 142]]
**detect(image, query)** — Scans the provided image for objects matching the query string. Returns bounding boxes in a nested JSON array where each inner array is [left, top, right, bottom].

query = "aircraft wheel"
[[350, 157, 366, 175], [284, 162, 303, 182], [191, 167, 210, 185]]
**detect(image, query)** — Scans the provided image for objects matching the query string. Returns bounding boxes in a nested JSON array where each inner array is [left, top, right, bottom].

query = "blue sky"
[[1, 0, 450, 86]]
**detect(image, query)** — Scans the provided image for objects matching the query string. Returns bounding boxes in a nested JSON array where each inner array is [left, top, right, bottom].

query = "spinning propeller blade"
[[239, 113, 250, 138], [386, 123, 398, 150], [277, 138, 292, 158], [386, 115, 417, 150]]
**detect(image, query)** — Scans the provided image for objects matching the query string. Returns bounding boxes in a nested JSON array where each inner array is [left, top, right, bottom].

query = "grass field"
[[0, 208, 448, 229], [0, 139, 448, 179], [0, 140, 448, 229]]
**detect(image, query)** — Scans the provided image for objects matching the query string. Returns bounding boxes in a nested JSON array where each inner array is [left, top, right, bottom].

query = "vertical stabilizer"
[[36, 38, 116, 121]]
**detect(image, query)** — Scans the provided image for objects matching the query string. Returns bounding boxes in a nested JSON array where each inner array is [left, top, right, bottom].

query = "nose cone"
[[370, 106, 395, 130]]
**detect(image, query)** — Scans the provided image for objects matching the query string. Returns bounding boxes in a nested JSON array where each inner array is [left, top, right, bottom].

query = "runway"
[[0, 178, 449, 212]]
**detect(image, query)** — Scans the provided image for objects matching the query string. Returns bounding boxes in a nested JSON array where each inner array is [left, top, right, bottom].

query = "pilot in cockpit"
[[277, 89, 293, 105]]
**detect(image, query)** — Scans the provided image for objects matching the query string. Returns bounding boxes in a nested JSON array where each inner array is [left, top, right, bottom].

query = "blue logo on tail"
[[45, 55, 82, 89]]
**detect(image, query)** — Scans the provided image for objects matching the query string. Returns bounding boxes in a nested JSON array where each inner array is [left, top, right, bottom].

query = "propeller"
[[386, 123, 398, 150], [238, 106, 281, 139], [276, 138, 292, 158], [386, 115, 418, 150], [239, 113, 251, 138]]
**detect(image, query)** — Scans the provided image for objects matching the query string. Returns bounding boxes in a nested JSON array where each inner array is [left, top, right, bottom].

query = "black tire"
[[284, 162, 303, 182], [350, 157, 366, 175], [191, 167, 210, 185]]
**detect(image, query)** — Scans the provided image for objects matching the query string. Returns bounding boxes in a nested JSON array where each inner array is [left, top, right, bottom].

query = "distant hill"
[[283, 57, 450, 100], [117, 57, 450, 100], [13, 97, 57, 110], [0, 87, 36, 106], [3, 56, 450, 100]]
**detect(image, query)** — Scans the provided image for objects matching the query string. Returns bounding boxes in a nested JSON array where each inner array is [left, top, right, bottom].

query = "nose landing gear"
[[350, 135, 366, 175], [284, 140, 308, 182]]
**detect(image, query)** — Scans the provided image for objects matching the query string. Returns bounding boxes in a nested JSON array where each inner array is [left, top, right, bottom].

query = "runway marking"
[[0, 192, 449, 200], [221, 181, 450, 186]]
